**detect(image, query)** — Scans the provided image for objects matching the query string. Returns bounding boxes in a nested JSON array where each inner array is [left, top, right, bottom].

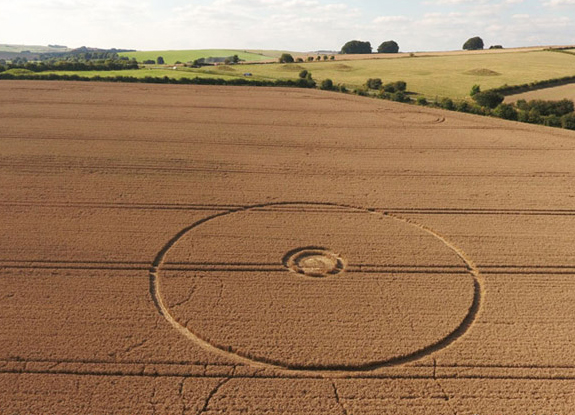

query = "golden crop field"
[[1, 81, 575, 414], [505, 83, 575, 103]]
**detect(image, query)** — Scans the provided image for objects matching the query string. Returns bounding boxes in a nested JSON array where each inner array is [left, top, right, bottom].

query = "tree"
[[516, 98, 574, 117], [561, 113, 575, 130], [472, 90, 504, 108], [391, 91, 410, 103], [382, 80, 407, 93], [341, 40, 372, 54], [470, 84, 481, 96], [279, 53, 294, 63], [298, 70, 315, 87], [366, 78, 382, 90], [232, 54, 240, 64], [440, 98, 455, 111], [143, 59, 155, 64], [493, 103, 518, 120], [157, 56, 165, 64], [320, 78, 334, 90], [463, 36, 484, 51], [377, 40, 399, 54]]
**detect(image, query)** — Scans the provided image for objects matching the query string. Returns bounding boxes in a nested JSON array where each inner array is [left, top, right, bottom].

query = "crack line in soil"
[[197, 377, 230, 415], [331, 380, 349, 415]]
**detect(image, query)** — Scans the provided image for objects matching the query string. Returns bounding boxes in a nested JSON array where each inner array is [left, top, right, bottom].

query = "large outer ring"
[[149, 202, 483, 373]]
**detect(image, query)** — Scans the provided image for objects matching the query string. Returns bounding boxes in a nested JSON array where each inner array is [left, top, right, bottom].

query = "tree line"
[[0, 58, 138, 72], [340, 40, 399, 54], [0, 71, 319, 88], [340, 36, 493, 54]]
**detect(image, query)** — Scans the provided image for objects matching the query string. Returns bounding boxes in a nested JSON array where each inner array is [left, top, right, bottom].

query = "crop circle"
[[152, 202, 482, 371]]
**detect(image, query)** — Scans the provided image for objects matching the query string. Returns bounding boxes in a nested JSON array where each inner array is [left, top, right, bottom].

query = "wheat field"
[[1, 80, 575, 414]]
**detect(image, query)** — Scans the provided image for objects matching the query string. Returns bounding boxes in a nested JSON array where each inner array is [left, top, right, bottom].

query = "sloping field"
[[1, 81, 575, 413], [233, 50, 575, 98], [40, 49, 575, 99], [119, 49, 276, 64], [505, 82, 575, 103]]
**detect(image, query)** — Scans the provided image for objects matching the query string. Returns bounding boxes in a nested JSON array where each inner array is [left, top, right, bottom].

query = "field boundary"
[[489, 74, 575, 96], [0, 72, 316, 89]]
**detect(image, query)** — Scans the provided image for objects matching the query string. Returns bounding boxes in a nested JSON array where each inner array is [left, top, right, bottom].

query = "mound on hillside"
[[332, 63, 354, 71], [464, 68, 502, 76], [279, 64, 305, 71], [216, 65, 236, 72]]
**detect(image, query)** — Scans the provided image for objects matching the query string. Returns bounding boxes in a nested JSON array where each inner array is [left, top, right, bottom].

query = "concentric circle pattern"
[[283, 247, 345, 278], [156, 203, 480, 370]]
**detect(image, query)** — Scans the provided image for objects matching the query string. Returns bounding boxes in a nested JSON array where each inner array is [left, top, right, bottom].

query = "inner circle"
[[284, 247, 345, 277]]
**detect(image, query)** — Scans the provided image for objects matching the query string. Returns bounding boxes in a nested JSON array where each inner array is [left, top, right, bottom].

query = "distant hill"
[[0, 45, 137, 61], [118, 49, 289, 64], [0, 44, 72, 53]]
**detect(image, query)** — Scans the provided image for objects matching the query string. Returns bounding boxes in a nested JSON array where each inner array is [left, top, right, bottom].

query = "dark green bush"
[[543, 115, 561, 127], [320, 78, 334, 90], [279, 53, 294, 63], [440, 98, 455, 110], [382, 80, 407, 93], [366, 78, 382, 90], [463, 36, 484, 50], [341, 40, 372, 54], [391, 91, 410, 103], [493, 103, 518, 120], [455, 101, 471, 113], [561, 113, 575, 130], [377, 40, 399, 54], [472, 91, 504, 108], [516, 99, 574, 117]]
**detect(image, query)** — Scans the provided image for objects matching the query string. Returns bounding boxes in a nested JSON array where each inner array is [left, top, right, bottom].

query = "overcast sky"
[[1, 0, 574, 52]]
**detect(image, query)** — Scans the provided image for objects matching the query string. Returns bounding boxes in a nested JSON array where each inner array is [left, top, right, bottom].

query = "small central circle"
[[283, 247, 345, 278]]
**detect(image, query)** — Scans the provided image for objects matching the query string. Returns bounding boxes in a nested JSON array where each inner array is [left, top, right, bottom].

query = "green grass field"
[[224, 50, 575, 99], [18, 49, 575, 100], [118, 49, 279, 64]]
